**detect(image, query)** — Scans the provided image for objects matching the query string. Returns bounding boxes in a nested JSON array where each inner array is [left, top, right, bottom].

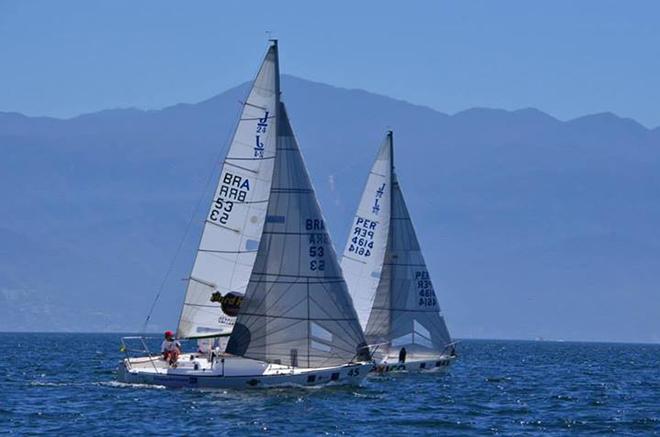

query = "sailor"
[[161, 330, 181, 366], [398, 347, 407, 364]]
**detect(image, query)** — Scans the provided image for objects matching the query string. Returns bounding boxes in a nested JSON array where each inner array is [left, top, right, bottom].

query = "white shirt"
[[161, 339, 181, 353]]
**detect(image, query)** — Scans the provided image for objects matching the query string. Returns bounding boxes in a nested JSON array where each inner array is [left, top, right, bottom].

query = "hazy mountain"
[[1, 75, 659, 343]]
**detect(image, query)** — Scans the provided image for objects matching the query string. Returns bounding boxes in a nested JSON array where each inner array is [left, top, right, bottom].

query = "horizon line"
[[0, 74, 657, 130]]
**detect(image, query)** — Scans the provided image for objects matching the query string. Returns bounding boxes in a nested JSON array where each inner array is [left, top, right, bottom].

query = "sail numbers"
[[307, 219, 326, 271], [416, 271, 437, 307], [209, 172, 251, 224], [348, 216, 376, 257]]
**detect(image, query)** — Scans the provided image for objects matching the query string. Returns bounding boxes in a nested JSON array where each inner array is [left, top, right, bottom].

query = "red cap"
[[164, 330, 174, 338]]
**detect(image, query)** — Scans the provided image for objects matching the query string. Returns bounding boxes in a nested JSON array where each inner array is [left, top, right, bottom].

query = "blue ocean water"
[[2, 334, 658, 435]]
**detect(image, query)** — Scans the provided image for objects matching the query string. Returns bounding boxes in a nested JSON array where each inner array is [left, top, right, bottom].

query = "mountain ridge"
[[3, 75, 657, 131], [1, 75, 659, 343]]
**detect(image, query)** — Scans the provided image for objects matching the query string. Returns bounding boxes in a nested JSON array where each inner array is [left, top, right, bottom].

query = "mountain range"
[[1, 75, 659, 343]]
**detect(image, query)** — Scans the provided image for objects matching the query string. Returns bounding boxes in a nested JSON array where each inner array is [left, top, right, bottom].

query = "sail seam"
[[241, 101, 268, 111], [224, 156, 276, 161], [222, 161, 260, 174], [236, 313, 358, 321], [371, 307, 441, 313], [341, 255, 367, 264], [250, 272, 344, 279], [198, 249, 258, 254], [262, 231, 333, 236], [248, 279, 345, 284]]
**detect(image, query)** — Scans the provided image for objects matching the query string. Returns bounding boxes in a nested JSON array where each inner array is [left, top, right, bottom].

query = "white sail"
[[342, 131, 452, 360], [340, 133, 392, 329], [226, 103, 368, 368], [177, 43, 280, 339]]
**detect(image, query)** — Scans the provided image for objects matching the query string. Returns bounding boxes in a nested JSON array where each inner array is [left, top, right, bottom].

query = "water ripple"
[[2, 334, 659, 435]]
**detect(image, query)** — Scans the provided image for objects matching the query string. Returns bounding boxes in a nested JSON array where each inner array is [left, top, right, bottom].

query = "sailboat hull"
[[118, 354, 372, 389], [371, 355, 455, 376]]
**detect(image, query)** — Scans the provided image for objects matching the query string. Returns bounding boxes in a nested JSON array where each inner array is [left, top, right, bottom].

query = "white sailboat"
[[340, 131, 456, 374], [119, 41, 372, 388]]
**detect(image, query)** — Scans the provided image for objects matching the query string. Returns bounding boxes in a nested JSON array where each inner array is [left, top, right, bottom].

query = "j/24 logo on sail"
[[372, 183, 386, 214], [209, 172, 251, 224], [254, 111, 269, 158]]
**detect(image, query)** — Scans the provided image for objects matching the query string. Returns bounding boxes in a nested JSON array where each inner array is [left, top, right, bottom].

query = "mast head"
[[386, 129, 394, 172]]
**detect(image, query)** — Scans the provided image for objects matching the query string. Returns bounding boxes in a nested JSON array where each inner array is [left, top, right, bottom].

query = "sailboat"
[[119, 41, 372, 388], [340, 131, 456, 374]]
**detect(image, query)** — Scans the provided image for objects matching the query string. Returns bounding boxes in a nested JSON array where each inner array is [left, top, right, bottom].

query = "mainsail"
[[177, 43, 279, 339], [341, 131, 452, 359], [226, 103, 368, 368]]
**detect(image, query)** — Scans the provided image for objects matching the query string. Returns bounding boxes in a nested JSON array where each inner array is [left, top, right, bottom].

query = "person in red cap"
[[161, 330, 181, 366]]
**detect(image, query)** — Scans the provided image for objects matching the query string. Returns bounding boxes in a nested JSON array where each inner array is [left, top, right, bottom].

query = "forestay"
[[340, 133, 392, 329], [342, 132, 452, 360], [226, 103, 368, 368], [177, 44, 279, 339]]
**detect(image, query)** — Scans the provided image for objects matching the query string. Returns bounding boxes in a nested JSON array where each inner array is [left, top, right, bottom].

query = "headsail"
[[341, 131, 452, 359], [340, 133, 392, 329], [226, 104, 368, 368], [177, 43, 279, 339]]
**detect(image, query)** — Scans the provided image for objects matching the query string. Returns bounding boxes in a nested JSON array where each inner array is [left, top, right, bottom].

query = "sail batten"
[[176, 43, 280, 340]]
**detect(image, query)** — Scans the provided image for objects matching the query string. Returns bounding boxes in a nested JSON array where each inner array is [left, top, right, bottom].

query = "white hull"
[[118, 354, 371, 389], [371, 355, 455, 375]]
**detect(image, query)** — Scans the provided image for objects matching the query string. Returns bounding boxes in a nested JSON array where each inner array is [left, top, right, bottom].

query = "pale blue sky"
[[1, 0, 659, 127]]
